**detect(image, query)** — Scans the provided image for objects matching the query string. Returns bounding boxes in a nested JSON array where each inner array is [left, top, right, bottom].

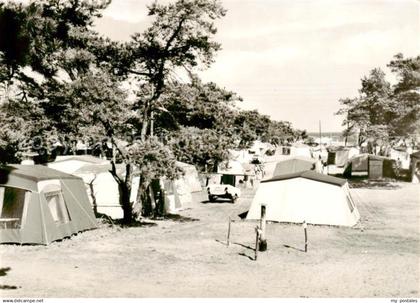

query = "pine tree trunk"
[[88, 176, 98, 217], [135, 176, 153, 217], [119, 182, 133, 224]]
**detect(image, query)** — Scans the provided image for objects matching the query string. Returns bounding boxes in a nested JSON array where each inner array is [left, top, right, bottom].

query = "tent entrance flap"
[[0, 186, 27, 229], [45, 190, 71, 224]]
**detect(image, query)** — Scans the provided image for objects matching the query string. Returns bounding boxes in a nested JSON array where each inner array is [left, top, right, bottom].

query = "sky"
[[94, 0, 420, 132]]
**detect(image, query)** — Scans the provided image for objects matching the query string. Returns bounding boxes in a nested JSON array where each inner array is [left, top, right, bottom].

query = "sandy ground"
[[0, 181, 419, 298]]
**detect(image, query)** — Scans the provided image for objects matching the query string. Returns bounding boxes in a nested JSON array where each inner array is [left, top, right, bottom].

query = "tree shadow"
[[238, 252, 255, 261], [112, 219, 158, 228], [201, 199, 233, 204], [349, 179, 402, 190], [238, 211, 248, 219], [0, 267, 18, 290], [159, 214, 199, 223], [215, 239, 228, 246], [233, 242, 254, 250], [0, 267, 11, 277], [283, 244, 305, 252], [0, 166, 15, 184]]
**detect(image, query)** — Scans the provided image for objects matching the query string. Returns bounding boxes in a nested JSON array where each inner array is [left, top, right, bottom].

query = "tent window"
[[45, 190, 71, 224], [346, 196, 355, 213], [0, 186, 27, 229]]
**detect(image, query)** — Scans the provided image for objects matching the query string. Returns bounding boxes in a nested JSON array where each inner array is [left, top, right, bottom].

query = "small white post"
[[226, 217, 231, 246], [303, 221, 308, 252]]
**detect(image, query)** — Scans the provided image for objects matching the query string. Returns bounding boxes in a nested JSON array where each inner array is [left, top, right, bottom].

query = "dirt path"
[[0, 183, 419, 297]]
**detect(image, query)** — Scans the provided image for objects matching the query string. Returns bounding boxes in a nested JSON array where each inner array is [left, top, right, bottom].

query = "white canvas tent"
[[279, 144, 312, 158], [162, 162, 202, 214], [49, 158, 201, 217], [48, 157, 136, 219], [73, 164, 139, 219], [246, 171, 360, 227], [228, 149, 253, 164], [272, 156, 317, 176], [291, 143, 312, 158], [327, 147, 359, 167], [389, 148, 411, 169], [162, 178, 192, 214], [176, 162, 202, 193], [48, 155, 109, 174], [217, 160, 245, 175]]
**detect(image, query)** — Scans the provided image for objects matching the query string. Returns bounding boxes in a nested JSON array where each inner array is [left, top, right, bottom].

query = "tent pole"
[[226, 216, 231, 246], [259, 204, 267, 251], [39, 194, 50, 245], [254, 226, 260, 261]]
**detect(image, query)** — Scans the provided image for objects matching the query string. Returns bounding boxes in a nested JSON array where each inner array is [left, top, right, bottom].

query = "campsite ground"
[[0, 181, 419, 298]]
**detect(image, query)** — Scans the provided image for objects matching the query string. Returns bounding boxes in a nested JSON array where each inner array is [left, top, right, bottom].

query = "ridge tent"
[[246, 171, 360, 227], [162, 178, 192, 213], [49, 157, 139, 219], [218, 160, 245, 176], [176, 162, 202, 193], [162, 176, 198, 214], [327, 147, 359, 167], [162, 162, 203, 214], [0, 165, 97, 245], [72, 163, 140, 219], [343, 154, 397, 179], [410, 151, 420, 183], [48, 155, 109, 174], [279, 144, 312, 158], [311, 146, 328, 162], [272, 157, 317, 177], [389, 148, 411, 169]]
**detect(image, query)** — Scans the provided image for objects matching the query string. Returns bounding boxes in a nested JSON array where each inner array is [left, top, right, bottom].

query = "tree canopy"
[[336, 54, 420, 152], [1, 0, 302, 222]]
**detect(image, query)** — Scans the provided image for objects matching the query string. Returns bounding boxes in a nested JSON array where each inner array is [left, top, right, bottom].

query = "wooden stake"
[[259, 204, 267, 251], [150, 110, 154, 137], [254, 226, 260, 261], [226, 216, 231, 246], [303, 221, 308, 252]]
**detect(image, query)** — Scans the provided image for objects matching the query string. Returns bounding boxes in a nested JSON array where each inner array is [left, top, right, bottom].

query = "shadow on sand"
[[201, 199, 234, 204], [283, 244, 305, 252], [349, 179, 402, 190], [159, 214, 199, 223], [0, 267, 18, 290], [238, 252, 255, 261]]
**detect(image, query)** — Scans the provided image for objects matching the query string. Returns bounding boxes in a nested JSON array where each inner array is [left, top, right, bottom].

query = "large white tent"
[[278, 144, 312, 158], [49, 157, 202, 217], [246, 171, 360, 227], [49, 157, 137, 219], [47, 155, 109, 174], [272, 156, 317, 176], [176, 162, 202, 193]]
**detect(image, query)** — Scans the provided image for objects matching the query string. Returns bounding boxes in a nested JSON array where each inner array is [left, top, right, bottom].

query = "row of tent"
[[47, 156, 202, 218], [0, 156, 203, 245], [246, 149, 420, 227], [2, 150, 417, 245]]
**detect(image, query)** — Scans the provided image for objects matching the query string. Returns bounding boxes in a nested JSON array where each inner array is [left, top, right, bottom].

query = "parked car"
[[207, 184, 241, 203]]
